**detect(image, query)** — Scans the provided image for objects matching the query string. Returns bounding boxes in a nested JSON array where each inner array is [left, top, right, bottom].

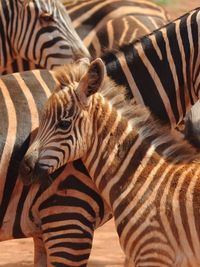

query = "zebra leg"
[[33, 236, 47, 267], [44, 225, 94, 267]]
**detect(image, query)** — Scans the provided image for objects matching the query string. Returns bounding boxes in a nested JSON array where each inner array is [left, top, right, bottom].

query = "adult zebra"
[[99, 7, 200, 129], [0, 0, 89, 74], [65, 0, 169, 57], [0, 68, 111, 266], [2, 0, 169, 74], [24, 57, 200, 267]]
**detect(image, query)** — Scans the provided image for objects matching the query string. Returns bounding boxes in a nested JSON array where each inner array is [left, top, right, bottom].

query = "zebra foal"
[[21, 58, 200, 267]]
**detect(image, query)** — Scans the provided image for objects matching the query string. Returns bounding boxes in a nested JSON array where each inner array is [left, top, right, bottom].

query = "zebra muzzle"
[[19, 159, 50, 186], [19, 146, 48, 185]]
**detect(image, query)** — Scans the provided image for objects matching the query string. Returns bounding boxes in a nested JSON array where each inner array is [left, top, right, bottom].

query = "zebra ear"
[[76, 58, 106, 107]]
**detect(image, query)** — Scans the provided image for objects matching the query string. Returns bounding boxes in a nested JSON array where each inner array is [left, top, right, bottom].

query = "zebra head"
[[20, 58, 105, 185], [6, 0, 90, 69]]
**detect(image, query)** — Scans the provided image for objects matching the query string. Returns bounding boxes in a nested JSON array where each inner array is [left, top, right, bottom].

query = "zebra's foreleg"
[[33, 236, 47, 267]]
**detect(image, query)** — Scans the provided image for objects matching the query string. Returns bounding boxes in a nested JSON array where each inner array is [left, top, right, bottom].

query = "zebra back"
[[65, 0, 169, 56]]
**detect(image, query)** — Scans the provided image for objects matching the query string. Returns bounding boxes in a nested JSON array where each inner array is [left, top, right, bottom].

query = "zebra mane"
[[99, 77, 200, 164], [54, 62, 200, 164], [54, 59, 90, 89]]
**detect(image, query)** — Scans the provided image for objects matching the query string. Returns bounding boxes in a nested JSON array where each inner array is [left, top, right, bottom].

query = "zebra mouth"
[[19, 160, 50, 186], [31, 162, 50, 184]]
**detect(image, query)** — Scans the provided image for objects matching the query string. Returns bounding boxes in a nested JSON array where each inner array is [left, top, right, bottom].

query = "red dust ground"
[[0, 1, 199, 266]]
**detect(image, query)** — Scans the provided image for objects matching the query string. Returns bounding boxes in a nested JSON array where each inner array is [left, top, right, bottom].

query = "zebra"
[[0, 1, 169, 265], [19, 6, 200, 264], [65, 0, 169, 57], [0, 68, 111, 266], [17, 5, 200, 261], [96, 7, 200, 131], [21, 57, 200, 267], [2, 0, 169, 74], [0, 0, 90, 74]]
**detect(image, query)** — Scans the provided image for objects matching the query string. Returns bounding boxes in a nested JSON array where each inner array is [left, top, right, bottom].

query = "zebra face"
[[20, 58, 105, 185], [13, 0, 90, 69]]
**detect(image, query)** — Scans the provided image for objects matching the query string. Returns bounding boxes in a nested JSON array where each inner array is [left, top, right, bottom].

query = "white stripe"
[[112, 146, 156, 211], [120, 161, 174, 251], [136, 41, 176, 126], [0, 80, 17, 206], [117, 51, 145, 106], [14, 73, 39, 143]]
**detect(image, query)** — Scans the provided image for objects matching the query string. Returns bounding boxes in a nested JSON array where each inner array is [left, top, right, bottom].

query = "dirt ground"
[[0, 219, 125, 267], [0, 0, 199, 266]]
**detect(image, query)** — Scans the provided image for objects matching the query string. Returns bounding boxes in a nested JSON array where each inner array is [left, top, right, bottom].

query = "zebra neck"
[[83, 96, 199, 210], [0, 0, 16, 69], [83, 98, 144, 207], [104, 8, 200, 126]]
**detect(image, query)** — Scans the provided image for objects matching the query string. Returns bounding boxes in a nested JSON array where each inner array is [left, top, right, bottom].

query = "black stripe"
[[20, 70, 50, 119], [179, 13, 193, 104], [192, 12, 199, 85], [45, 230, 91, 243], [0, 90, 8, 159], [102, 51, 133, 99], [121, 43, 169, 121], [49, 241, 91, 250], [142, 30, 179, 123], [0, 73, 32, 227], [39, 69, 57, 93], [39, 195, 96, 219], [25, 5, 39, 59], [42, 214, 93, 234], [13, 187, 29, 238], [50, 251, 90, 262]]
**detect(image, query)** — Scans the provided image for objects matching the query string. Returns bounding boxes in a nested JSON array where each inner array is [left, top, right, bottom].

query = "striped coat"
[[0, 0, 89, 74], [66, 0, 169, 56], [23, 58, 200, 267], [0, 69, 111, 266], [0, 1, 169, 265]]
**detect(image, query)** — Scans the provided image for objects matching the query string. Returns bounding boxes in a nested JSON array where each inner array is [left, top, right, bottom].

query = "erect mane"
[[54, 59, 90, 89], [99, 76, 200, 164]]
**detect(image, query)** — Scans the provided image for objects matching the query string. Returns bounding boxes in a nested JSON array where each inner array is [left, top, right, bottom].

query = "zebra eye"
[[57, 120, 71, 130], [40, 12, 54, 23]]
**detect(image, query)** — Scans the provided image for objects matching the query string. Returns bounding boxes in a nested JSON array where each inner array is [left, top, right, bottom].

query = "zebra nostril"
[[25, 161, 33, 174], [21, 159, 33, 176], [19, 156, 36, 178]]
